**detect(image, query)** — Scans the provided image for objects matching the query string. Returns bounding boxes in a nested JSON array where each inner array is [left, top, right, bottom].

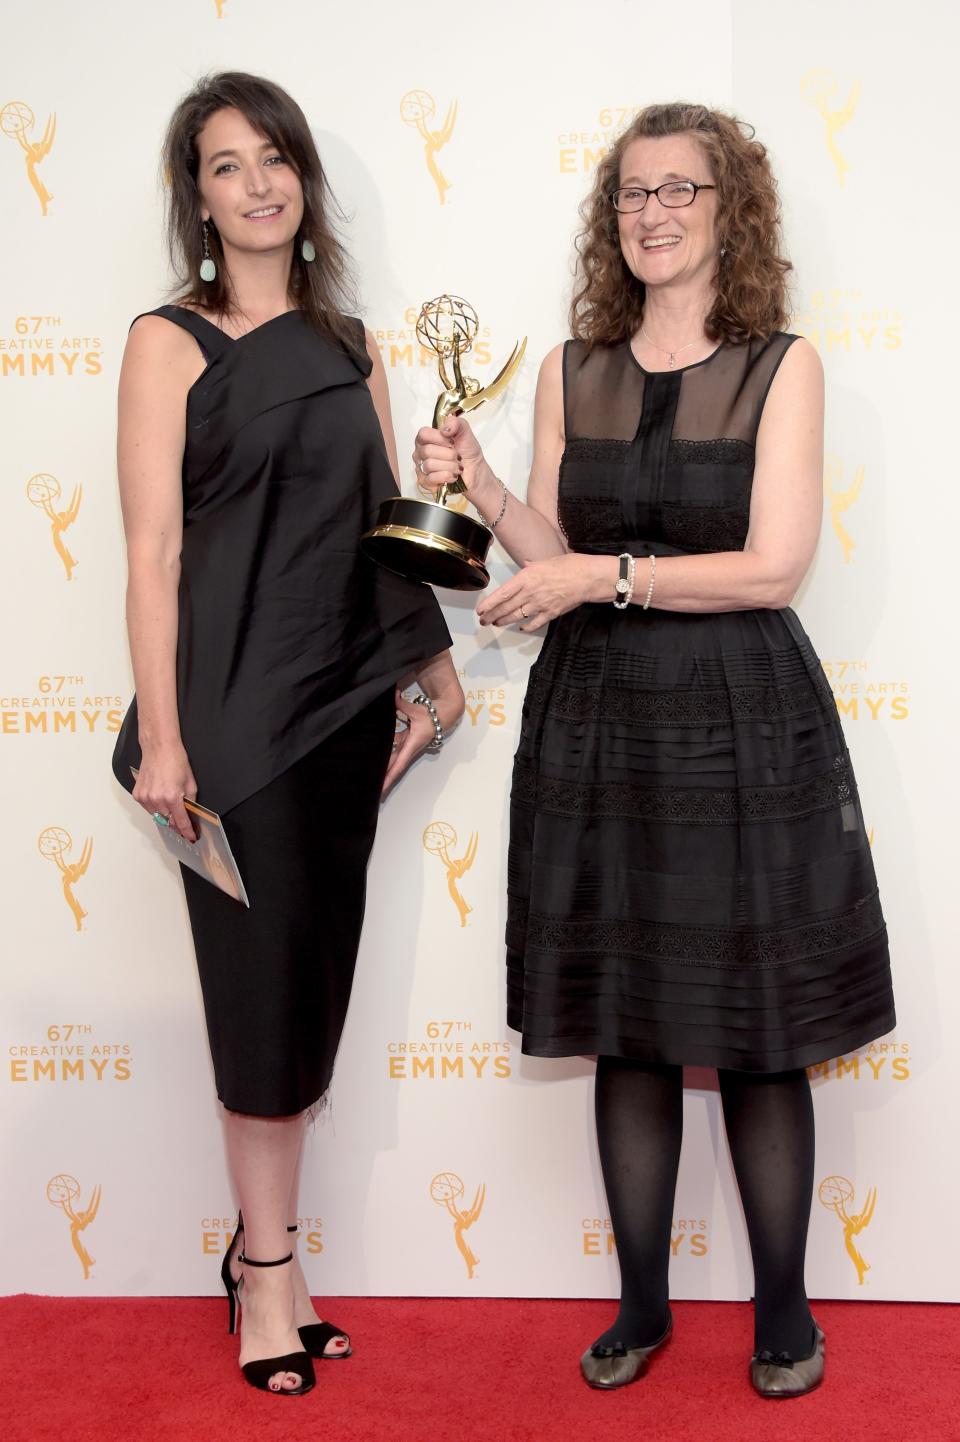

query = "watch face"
[[616, 579, 629, 593]]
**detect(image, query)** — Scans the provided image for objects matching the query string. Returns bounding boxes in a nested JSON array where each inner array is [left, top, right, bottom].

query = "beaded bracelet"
[[413, 693, 444, 751], [642, 554, 657, 610]]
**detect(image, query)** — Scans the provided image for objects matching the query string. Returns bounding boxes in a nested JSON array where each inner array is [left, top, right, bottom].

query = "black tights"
[[593, 1057, 815, 1357]]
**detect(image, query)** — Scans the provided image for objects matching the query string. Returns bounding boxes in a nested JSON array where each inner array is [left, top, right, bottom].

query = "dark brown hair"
[[570, 102, 792, 348], [162, 71, 359, 352]]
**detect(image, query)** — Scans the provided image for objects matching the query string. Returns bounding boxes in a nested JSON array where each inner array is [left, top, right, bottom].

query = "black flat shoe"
[[750, 1323, 825, 1398], [286, 1226, 352, 1359], [580, 1312, 673, 1389]]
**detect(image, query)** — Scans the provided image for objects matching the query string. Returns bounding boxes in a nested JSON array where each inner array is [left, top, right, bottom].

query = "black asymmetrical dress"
[[113, 306, 450, 1115], [506, 336, 895, 1072]]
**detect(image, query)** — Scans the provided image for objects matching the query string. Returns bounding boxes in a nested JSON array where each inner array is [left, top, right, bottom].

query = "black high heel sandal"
[[287, 1224, 353, 1360], [235, 1251, 315, 1396], [221, 1218, 244, 1336]]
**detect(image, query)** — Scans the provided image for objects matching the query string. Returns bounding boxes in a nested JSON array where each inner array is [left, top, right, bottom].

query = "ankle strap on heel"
[[287, 1225, 299, 1234], [238, 1251, 294, 1267]]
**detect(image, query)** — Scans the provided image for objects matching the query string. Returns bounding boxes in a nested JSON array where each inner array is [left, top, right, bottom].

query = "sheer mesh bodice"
[[558, 337, 793, 558]]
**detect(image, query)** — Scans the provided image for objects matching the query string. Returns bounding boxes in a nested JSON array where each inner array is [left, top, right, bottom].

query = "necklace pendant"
[[668, 353, 676, 369]]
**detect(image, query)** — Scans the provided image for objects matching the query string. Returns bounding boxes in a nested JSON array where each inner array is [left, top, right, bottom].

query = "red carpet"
[[2, 1296, 958, 1442]]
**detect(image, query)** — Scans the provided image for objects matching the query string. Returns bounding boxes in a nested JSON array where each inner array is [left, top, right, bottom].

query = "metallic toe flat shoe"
[[580, 1313, 673, 1390], [750, 1324, 825, 1398]]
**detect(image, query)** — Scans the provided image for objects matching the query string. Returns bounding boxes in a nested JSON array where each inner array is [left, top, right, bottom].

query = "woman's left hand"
[[477, 553, 602, 632], [382, 687, 438, 794]]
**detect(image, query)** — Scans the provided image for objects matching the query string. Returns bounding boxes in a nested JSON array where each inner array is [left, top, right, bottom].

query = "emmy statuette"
[[361, 294, 526, 590]]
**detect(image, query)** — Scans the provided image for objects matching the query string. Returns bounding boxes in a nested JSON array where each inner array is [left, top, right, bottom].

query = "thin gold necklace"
[[640, 324, 703, 370]]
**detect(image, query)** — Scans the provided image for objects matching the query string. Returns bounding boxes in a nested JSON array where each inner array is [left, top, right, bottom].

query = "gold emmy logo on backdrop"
[[583, 1215, 708, 1257], [215, 0, 229, 15], [819, 1175, 876, 1284], [26, 473, 81, 580], [47, 1174, 100, 1279], [1, 100, 55, 215], [800, 71, 860, 186], [430, 1172, 485, 1279], [823, 456, 863, 564], [38, 826, 93, 931], [423, 821, 478, 928], [558, 107, 634, 174], [808, 1041, 909, 1083], [400, 90, 457, 204]]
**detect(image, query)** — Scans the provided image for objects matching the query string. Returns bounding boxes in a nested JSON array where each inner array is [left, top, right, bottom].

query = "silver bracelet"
[[486, 478, 509, 530], [642, 554, 657, 610], [413, 693, 444, 751]]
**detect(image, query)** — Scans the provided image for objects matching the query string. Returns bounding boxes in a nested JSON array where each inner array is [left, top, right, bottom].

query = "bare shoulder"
[[771, 335, 824, 392], [534, 343, 565, 431], [121, 312, 203, 397], [124, 312, 198, 370], [757, 337, 824, 439]]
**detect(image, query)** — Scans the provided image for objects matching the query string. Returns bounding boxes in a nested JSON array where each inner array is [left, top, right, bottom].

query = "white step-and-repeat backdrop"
[[2, 0, 956, 1301]]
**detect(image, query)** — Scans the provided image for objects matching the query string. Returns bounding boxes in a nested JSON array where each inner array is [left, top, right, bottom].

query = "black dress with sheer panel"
[[113, 305, 450, 1116], [506, 335, 894, 1072]]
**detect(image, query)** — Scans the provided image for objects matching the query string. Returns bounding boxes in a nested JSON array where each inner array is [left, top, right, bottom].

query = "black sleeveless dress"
[[506, 336, 895, 1073], [112, 306, 450, 1115]]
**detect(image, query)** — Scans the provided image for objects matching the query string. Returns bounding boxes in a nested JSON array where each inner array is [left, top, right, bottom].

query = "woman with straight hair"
[[113, 71, 462, 1397], [414, 102, 893, 1398]]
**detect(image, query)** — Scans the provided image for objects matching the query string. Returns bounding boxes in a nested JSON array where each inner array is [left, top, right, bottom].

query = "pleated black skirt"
[[506, 604, 895, 1072], [181, 690, 395, 1116]]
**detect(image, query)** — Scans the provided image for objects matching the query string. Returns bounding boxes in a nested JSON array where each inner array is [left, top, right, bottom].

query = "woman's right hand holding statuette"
[[412, 414, 501, 522]]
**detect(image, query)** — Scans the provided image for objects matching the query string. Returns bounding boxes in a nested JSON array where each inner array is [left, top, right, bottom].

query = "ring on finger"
[[519, 604, 529, 619], [418, 458, 427, 475], [152, 811, 171, 827]]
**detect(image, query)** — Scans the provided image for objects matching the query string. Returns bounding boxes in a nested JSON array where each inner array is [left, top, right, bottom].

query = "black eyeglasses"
[[609, 181, 716, 214]]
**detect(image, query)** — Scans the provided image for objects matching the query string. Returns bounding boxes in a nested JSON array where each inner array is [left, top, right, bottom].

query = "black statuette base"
[[361, 497, 492, 591]]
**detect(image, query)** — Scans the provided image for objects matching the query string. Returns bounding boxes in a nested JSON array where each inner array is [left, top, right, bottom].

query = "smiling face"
[[195, 105, 303, 260], [616, 133, 719, 296]]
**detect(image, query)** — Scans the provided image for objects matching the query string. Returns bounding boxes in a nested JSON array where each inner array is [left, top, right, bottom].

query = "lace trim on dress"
[[512, 758, 857, 825], [563, 438, 755, 467], [524, 674, 828, 727], [562, 439, 633, 464], [668, 438, 755, 466], [510, 893, 886, 971]]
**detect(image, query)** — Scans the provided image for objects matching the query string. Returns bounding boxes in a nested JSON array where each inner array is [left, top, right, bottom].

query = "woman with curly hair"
[[414, 103, 893, 1397]]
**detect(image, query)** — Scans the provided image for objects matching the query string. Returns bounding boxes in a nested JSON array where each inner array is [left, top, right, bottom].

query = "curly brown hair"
[[162, 72, 359, 354], [570, 103, 792, 348]]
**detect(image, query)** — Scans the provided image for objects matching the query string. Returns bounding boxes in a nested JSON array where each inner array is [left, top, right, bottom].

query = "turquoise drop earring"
[[200, 221, 217, 282], [301, 237, 316, 262]]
